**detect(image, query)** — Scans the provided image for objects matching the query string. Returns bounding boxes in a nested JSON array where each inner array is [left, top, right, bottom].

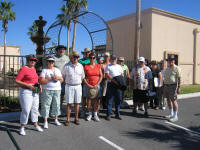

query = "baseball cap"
[[111, 54, 117, 60], [138, 57, 145, 62], [118, 57, 125, 61]]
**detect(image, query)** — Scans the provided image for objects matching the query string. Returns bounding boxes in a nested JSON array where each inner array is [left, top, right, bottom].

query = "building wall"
[[151, 12, 200, 84], [0, 46, 21, 73], [107, 10, 152, 61]]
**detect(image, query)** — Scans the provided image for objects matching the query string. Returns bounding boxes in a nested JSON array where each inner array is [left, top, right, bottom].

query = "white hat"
[[138, 57, 145, 62], [104, 52, 110, 57], [47, 56, 55, 61]]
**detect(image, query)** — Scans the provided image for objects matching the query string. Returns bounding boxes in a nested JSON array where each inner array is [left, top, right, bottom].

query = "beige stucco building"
[[0, 45, 21, 73], [107, 8, 200, 85]]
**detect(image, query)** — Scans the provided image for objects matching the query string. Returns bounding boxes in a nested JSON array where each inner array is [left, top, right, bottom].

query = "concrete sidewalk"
[[1, 92, 200, 122]]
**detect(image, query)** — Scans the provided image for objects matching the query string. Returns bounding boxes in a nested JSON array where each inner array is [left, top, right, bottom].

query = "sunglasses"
[[48, 61, 54, 63], [73, 56, 79, 59], [30, 59, 37, 62], [89, 57, 96, 59]]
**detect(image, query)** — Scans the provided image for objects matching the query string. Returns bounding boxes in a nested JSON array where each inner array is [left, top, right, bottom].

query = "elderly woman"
[[40, 56, 64, 129], [16, 55, 43, 136], [83, 52, 103, 122]]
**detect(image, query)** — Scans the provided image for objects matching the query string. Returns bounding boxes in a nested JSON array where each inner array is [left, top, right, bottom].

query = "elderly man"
[[62, 51, 85, 126], [130, 57, 152, 117], [101, 52, 110, 109], [53, 45, 70, 116], [105, 54, 124, 121], [164, 55, 181, 122]]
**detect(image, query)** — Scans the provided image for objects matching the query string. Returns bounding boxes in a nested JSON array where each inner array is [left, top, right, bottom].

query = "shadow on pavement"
[[122, 122, 200, 150]]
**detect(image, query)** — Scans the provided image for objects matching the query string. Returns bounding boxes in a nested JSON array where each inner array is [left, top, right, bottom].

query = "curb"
[[121, 92, 200, 108]]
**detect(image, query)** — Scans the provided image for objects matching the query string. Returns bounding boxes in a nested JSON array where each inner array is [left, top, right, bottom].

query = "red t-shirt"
[[16, 66, 38, 89], [84, 63, 101, 86]]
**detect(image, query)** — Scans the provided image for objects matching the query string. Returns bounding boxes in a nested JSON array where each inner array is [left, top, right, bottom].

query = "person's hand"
[[94, 84, 98, 88], [87, 84, 94, 88], [177, 87, 181, 94], [28, 85, 35, 91]]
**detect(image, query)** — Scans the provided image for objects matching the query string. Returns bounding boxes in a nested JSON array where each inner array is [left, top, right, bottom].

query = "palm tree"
[[0, 0, 16, 73], [68, 0, 88, 51], [27, 22, 38, 37], [57, 4, 72, 55]]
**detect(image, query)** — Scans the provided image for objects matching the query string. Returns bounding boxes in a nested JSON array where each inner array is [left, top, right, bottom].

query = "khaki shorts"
[[164, 84, 178, 101]]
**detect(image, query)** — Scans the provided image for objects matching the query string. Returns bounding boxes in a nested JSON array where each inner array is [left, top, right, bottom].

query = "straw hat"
[[87, 87, 99, 99]]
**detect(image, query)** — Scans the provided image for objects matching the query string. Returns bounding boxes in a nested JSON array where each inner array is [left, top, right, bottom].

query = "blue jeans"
[[106, 83, 122, 116]]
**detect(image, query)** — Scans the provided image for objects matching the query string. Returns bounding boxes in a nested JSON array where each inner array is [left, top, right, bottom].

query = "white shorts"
[[65, 84, 82, 104]]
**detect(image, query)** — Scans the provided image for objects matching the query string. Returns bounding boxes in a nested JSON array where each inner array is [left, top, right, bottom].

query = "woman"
[[159, 60, 167, 110], [16, 55, 43, 136], [83, 52, 103, 122], [150, 60, 162, 110], [40, 56, 63, 129]]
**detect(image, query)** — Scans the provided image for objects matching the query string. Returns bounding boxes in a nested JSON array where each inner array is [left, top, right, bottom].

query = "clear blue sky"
[[2, 0, 200, 56]]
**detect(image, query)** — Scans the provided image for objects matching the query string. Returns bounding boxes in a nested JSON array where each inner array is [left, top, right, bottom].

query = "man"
[[53, 45, 70, 116], [62, 51, 85, 126], [101, 52, 110, 109], [130, 57, 152, 117], [164, 55, 181, 122], [78, 48, 91, 65], [105, 54, 124, 121], [118, 57, 130, 102]]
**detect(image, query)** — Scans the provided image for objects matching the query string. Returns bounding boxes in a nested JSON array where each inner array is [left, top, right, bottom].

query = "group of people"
[[15, 45, 181, 136]]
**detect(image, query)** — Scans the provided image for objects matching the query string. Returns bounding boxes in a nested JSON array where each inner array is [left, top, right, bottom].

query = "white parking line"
[[99, 136, 125, 150], [165, 121, 200, 135]]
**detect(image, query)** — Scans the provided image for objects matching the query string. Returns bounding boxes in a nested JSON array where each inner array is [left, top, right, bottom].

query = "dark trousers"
[[106, 84, 122, 116]]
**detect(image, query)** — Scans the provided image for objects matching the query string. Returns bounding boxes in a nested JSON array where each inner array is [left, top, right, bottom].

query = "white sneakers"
[[19, 128, 26, 136], [55, 120, 61, 126], [169, 116, 178, 122], [44, 122, 48, 129], [86, 115, 92, 121], [35, 126, 44, 132], [94, 115, 100, 122], [19, 125, 43, 136], [86, 115, 100, 122]]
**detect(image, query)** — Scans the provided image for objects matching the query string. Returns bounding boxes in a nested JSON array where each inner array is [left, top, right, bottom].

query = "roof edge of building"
[[151, 8, 200, 25], [107, 7, 200, 25], [0, 45, 21, 48]]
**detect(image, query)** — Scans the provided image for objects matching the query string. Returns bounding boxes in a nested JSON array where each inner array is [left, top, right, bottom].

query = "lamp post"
[[134, 0, 141, 61]]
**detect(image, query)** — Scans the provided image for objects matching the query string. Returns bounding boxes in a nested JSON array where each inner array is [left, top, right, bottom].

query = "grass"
[[180, 84, 200, 94]]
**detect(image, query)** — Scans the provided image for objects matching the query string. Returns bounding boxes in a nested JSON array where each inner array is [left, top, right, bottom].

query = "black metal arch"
[[44, 11, 113, 56]]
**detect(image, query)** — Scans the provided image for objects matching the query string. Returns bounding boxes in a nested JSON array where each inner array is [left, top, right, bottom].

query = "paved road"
[[0, 97, 200, 150]]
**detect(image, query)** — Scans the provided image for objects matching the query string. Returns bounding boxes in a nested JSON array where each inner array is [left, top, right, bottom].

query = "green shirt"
[[164, 65, 181, 84], [79, 58, 98, 66]]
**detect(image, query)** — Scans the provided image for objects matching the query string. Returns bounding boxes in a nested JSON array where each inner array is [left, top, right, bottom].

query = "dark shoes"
[[64, 119, 80, 126], [144, 112, 149, 118], [74, 119, 80, 125], [115, 115, 122, 120], [106, 116, 111, 121], [64, 120, 70, 126]]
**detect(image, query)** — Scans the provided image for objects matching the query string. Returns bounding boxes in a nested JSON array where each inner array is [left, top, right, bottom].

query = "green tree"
[[27, 22, 38, 37], [68, 0, 88, 51], [0, 0, 16, 73], [57, 4, 73, 56]]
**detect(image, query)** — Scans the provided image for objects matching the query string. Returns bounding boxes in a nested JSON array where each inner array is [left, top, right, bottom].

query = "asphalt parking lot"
[[0, 97, 200, 150]]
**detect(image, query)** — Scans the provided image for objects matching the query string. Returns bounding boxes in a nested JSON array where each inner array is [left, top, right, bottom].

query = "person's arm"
[[40, 76, 52, 85], [95, 68, 103, 87], [126, 67, 130, 79], [158, 72, 162, 87], [16, 80, 35, 91]]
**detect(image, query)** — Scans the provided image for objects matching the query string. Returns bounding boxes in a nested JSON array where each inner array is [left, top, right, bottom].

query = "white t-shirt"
[[105, 64, 123, 81], [40, 68, 62, 90]]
